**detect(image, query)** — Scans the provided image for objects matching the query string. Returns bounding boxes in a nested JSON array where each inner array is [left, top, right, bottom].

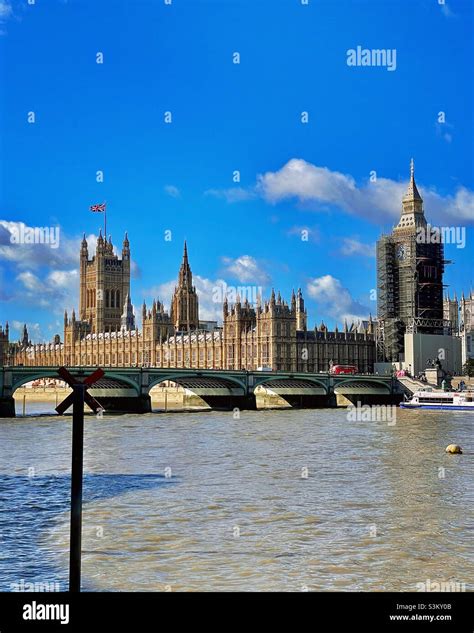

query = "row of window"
[[85, 289, 122, 308], [227, 323, 293, 336]]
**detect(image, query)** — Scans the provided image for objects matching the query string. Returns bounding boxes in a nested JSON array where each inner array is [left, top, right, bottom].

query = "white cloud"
[[164, 185, 181, 198], [209, 158, 474, 225], [0, 222, 140, 274], [15, 268, 78, 312], [194, 275, 229, 321], [340, 237, 375, 258], [205, 187, 257, 203], [261, 159, 474, 224], [221, 255, 270, 284], [0, 0, 13, 35], [307, 274, 370, 325], [17, 271, 44, 292], [0, 222, 141, 313], [46, 269, 78, 288], [10, 320, 44, 342], [0, 1, 12, 20], [0, 221, 79, 269]]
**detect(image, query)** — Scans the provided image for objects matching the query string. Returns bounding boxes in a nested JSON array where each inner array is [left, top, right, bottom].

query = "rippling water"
[[0, 403, 472, 591]]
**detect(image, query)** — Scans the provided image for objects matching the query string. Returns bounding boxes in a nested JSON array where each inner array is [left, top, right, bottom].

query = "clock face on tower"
[[396, 243, 406, 260]]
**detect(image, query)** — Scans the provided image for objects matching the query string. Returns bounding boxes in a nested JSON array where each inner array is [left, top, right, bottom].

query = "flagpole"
[[104, 202, 107, 238]]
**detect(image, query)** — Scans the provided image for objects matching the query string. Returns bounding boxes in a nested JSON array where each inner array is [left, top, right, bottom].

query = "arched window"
[[106, 289, 110, 307], [116, 290, 120, 310]]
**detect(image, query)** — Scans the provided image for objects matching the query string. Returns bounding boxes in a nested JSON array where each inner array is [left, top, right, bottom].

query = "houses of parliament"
[[1, 160, 471, 375], [0, 234, 376, 373]]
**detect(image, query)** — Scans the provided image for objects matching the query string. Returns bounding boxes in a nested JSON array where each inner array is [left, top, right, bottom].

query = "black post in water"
[[69, 383, 85, 592]]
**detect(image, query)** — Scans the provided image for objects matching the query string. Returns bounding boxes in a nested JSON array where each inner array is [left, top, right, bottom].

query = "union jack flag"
[[90, 203, 106, 212]]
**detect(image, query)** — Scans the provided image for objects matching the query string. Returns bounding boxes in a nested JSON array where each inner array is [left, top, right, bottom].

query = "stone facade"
[[443, 291, 474, 366], [79, 231, 131, 333], [2, 237, 376, 372]]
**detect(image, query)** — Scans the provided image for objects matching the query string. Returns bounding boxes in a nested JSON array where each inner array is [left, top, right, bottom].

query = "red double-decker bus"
[[329, 365, 358, 375]]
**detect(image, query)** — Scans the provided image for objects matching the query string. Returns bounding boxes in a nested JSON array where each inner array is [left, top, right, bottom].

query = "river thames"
[[0, 404, 472, 592]]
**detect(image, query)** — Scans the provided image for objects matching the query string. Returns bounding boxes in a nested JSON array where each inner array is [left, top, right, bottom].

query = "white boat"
[[400, 388, 474, 411]]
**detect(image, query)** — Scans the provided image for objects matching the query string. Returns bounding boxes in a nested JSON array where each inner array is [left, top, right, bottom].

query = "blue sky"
[[0, 0, 473, 341]]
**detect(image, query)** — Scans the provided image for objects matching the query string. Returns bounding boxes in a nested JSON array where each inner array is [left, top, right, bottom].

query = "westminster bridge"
[[0, 366, 404, 417]]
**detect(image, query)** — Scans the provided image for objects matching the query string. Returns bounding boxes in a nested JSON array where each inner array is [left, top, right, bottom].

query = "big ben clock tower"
[[376, 160, 446, 362]]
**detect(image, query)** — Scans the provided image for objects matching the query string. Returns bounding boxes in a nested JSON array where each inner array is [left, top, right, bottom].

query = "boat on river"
[[400, 388, 474, 411]]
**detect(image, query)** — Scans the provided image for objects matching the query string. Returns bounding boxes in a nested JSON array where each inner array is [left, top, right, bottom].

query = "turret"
[[367, 314, 374, 335], [80, 233, 88, 258], [296, 288, 307, 331], [0, 322, 9, 367], [97, 229, 105, 253], [21, 323, 30, 348], [122, 231, 130, 251]]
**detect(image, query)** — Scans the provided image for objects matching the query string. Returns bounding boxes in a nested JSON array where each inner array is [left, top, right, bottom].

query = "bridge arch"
[[334, 378, 392, 394], [10, 369, 141, 396], [146, 372, 247, 394], [251, 374, 328, 394]]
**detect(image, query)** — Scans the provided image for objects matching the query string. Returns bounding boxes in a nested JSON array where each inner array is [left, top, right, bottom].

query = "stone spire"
[[122, 232, 130, 258], [97, 229, 105, 253], [178, 240, 193, 289], [20, 324, 30, 348], [296, 288, 307, 331], [170, 241, 199, 331], [121, 293, 135, 331], [395, 159, 425, 231], [403, 158, 423, 203]]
